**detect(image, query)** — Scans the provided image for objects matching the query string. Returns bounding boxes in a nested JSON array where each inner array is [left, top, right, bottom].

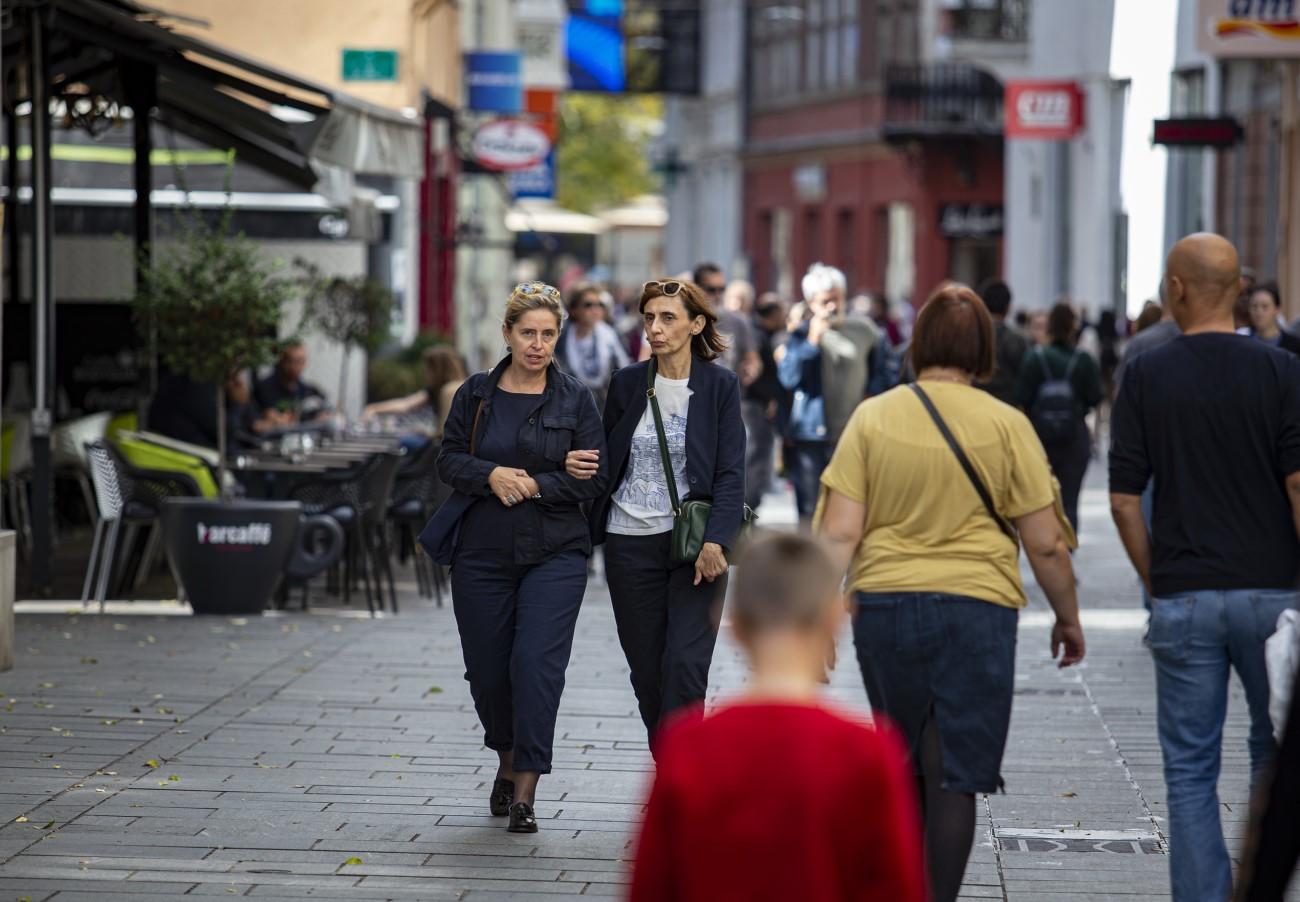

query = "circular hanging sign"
[[473, 119, 551, 171]]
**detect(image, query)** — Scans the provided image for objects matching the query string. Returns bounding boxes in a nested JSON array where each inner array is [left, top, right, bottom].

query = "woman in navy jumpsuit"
[[426, 282, 607, 833]]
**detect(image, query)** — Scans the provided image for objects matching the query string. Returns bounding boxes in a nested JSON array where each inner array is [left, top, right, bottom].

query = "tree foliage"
[[134, 216, 288, 388], [296, 260, 395, 404], [556, 94, 663, 213]]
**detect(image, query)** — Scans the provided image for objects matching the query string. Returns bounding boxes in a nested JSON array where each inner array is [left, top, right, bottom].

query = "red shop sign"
[[1005, 81, 1085, 140]]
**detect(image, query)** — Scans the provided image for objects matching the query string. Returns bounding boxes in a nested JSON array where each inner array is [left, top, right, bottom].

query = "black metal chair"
[[287, 450, 403, 615], [387, 440, 448, 605]]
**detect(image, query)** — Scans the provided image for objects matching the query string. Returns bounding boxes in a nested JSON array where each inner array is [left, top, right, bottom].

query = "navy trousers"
[[450, 549, 587, 774], [604, 532, 724, 749]]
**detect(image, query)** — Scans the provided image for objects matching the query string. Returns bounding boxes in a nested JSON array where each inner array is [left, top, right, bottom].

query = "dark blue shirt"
[[458, 388, 539, 552], [1109, 334, 1300, 595]]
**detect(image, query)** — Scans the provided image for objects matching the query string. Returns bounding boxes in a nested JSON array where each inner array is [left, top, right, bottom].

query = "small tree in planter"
[[134, 215, 290, 495], [296, 261, 394, 411]]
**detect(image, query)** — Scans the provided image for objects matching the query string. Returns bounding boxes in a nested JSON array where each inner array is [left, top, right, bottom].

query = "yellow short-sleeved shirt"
[[816, 382, 1072, 609]]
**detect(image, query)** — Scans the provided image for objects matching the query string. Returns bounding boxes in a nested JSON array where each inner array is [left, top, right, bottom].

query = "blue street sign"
[[465, 51, 523, 113], [510, 150, 556, 200]]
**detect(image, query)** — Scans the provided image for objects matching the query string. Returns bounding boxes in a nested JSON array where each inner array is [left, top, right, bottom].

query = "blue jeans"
[[1148, 588, 1299, 901]]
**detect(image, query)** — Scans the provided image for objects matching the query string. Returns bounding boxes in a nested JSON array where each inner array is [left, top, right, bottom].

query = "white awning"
[[506, 201, 609, 236], [309, 93, 424, 180]]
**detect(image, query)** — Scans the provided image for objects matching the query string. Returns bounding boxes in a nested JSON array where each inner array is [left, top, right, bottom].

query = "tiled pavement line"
[[981, 791, 1010, 902], [0, 622, 357, 870], [1075, 664, 1166, 853]]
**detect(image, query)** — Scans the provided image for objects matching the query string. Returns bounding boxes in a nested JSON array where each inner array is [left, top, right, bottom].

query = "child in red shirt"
[[629, 533, 926, 902]]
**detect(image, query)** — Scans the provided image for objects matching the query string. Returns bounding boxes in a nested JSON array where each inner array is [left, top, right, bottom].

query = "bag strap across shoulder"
[[646, 360, 682, 516], [909, 383, 1017, 544]]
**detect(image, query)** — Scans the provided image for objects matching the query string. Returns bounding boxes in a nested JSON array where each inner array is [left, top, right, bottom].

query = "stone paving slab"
[[1, 478, 1297, 900]]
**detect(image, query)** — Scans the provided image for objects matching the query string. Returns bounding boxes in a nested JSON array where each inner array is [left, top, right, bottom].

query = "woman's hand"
[[1051, 619, 1086, 668], [565, 449, 600, 480], [489, 467, 537, 507], [694, 542, 728, 586]]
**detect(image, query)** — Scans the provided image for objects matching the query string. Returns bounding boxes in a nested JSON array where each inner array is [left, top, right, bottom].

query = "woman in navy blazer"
[[566, 278, 746, 749]]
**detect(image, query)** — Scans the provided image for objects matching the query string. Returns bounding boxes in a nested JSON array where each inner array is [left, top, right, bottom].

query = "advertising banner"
[[1005, 81, 1085, 140], [1199, 0, 1300, 57]]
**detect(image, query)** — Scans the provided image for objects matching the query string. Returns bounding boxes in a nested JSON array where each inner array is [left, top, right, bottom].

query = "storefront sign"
[[1199, 0, 1300, 57], [939, 204, 1004, 239], [1005, 81, 1085, 140], [1153, 117, 1244, 146], [510, 150, 557, 199], [472, 119, 552, 171], [342, 49, 398, 82], [466, 51, 523, 113]]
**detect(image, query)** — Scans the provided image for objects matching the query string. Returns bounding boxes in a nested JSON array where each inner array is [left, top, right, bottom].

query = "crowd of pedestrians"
[[416, 237, 1299, 900]]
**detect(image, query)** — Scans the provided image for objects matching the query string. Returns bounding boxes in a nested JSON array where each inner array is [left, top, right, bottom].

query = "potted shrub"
[[296, 260, 394, 411], [134, 216, 341, 614]]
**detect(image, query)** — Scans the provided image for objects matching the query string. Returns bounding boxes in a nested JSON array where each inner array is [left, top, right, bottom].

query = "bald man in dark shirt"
[[1109, 233, 1300, 902]]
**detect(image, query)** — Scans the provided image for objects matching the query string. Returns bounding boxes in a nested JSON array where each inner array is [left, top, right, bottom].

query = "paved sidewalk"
[[0, 472, 1293, 900]]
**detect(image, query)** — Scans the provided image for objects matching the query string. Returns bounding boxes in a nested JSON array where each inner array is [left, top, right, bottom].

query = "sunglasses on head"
[[514, 281, 561, 300], [643, 280, 684, 297]]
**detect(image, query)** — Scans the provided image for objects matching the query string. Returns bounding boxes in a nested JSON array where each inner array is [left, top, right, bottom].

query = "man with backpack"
[[1015, 302, 1104, 533]]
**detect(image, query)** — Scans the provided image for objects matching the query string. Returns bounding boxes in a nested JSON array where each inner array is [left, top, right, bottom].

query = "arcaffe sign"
[[939, 204, 1004, 239], [1005, 81, 1085, 140]]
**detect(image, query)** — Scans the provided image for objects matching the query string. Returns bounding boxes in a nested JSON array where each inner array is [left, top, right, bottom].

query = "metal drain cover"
[[996, 828, 1164, 854]]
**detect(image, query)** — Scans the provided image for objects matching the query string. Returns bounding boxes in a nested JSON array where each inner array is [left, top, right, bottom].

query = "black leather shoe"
[[507, 801, 538, 833], [489, 778, 515, 817]]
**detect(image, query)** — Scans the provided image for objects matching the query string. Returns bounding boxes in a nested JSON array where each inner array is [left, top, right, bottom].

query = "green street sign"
[[342, 49, 399, 82]]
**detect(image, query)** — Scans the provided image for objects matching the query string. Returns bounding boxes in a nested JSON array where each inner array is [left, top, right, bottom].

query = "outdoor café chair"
[[387, 440, 448, 605], [288, 451, 403, 616], [83, 440, 201, 611]]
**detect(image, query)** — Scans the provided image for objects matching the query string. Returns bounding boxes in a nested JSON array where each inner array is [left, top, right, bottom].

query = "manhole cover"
[[996, 829, 1164, 854]]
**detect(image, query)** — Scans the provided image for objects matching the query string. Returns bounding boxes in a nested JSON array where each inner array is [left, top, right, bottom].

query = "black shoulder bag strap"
[[646, 359, 682, 517], [909, 383, 1017, 544]]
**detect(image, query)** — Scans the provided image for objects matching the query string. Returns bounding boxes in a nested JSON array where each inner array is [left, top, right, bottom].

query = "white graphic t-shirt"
[[608, 374, 691, 536]]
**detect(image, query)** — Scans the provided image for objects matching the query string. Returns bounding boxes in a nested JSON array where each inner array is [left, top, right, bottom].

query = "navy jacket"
[[591, 358, 746, 551], [420, 356, 608, 566]]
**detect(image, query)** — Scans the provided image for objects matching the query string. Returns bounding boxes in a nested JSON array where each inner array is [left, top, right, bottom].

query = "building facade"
[[742, 0, 1010, 307], [1171, 0, 1300, 320]]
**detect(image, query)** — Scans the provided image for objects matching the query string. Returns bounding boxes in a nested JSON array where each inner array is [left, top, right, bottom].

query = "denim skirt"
[[852, 591, 1018, 794]]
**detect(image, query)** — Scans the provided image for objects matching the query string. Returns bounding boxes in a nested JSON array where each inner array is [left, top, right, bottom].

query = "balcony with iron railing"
[[883, 63, 1004, 142]]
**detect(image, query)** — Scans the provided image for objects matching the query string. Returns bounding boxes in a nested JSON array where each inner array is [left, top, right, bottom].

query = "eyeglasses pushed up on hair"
[[514, 281, 561, 300], [642, 280, 684, 297]]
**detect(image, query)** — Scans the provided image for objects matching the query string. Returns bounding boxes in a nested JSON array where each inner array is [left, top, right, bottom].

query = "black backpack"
[[1029, 349, 1080, 443]]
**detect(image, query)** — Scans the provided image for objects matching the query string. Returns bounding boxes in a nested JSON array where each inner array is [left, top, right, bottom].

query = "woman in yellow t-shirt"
[[817, 284, 1087, 902]]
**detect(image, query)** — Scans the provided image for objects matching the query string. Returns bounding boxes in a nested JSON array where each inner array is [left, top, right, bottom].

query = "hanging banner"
[[473, 119, 552, 171], [1005, 81, 1085, 140]]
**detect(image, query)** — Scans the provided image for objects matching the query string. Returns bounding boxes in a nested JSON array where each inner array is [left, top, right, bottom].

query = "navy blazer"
[[591, 357, 746, 550], [420, 356, 608, 566]]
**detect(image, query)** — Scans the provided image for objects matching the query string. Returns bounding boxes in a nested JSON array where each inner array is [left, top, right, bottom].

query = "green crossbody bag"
[[645, 360, 755, 565]]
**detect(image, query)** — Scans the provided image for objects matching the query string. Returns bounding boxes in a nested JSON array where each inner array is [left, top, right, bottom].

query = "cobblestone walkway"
[[0, 474, 1293, 900]]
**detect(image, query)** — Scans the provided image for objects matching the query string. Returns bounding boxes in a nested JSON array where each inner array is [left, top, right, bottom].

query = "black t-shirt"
[[458, 388, 538, 553], [1109, 333, 1300, 596], [253, 374, 328, 420]]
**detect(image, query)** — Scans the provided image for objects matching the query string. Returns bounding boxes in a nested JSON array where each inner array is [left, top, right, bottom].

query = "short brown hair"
[[908, 283, 995, 381], [639, 279, 728, 362], [731, 533, 840, 633]]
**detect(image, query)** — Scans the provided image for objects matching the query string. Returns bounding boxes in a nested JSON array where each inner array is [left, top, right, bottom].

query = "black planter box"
[[160, 499, 322, 615]]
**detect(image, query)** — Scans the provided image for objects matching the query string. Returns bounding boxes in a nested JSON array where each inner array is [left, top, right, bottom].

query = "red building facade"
[[743, 2, 1007, 305]]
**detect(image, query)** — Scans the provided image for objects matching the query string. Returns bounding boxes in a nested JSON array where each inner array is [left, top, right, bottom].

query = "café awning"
[[2, 0, 423, 187]]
